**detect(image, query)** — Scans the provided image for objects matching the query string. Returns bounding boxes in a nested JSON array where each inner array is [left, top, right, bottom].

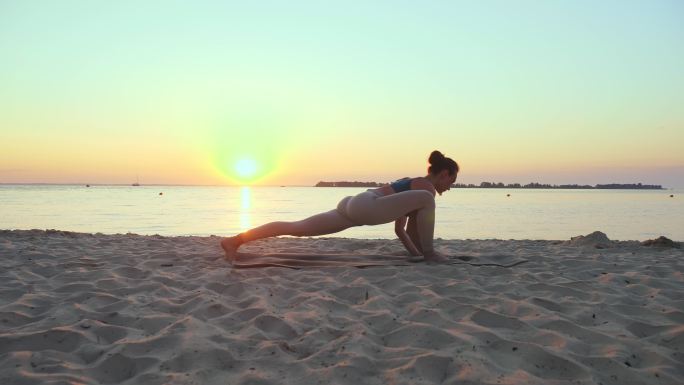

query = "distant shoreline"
[[315, 181, 665, 190], [0, 182, 669, 190]]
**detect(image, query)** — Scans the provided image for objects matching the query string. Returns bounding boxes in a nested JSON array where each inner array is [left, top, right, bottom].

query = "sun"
[[214, 153, 274, 185], [235, 158, 258, 178]]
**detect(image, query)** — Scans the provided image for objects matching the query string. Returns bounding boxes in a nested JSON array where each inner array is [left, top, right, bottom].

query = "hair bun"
[[427, 150, 459, 176], [429, 150, 445, 165]]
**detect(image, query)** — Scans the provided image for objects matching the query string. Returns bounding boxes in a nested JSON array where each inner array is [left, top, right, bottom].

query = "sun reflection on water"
[[240, 186, 251, 230]]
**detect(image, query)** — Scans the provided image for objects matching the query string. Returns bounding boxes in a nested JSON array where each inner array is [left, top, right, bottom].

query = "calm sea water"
[[1, 185, 682, 241]]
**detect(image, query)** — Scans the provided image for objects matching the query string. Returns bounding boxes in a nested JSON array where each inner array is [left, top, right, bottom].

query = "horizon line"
[[0, 182, 675, 189]]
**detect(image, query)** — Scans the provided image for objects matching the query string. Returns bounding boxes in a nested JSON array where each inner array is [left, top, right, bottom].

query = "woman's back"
[[389, 177, 413, 193]]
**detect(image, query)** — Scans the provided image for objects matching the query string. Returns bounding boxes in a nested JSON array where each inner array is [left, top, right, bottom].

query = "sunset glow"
[[1, 1, 682, 187]]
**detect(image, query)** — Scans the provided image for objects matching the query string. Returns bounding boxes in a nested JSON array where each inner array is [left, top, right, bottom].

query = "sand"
[[0, 229, 682, 385]]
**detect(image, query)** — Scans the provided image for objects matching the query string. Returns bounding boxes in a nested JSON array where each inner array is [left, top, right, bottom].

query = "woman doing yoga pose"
[[221, 150, 459, 263]]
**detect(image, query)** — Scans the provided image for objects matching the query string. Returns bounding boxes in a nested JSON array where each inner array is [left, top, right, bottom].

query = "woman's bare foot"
[[220, 236, 241, 263], [424, 252, 449, 264]]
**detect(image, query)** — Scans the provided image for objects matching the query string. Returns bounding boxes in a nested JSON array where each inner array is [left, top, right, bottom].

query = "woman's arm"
[[395, 216, 422, 256]]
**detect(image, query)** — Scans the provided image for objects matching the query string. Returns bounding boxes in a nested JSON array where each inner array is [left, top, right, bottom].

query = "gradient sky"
[[1, 0, 683, 187]]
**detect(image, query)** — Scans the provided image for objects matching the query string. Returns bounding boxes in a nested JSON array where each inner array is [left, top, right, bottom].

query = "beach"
[[0, 229, 682, 385]]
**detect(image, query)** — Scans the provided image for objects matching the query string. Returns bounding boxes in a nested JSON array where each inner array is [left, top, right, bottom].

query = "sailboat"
[[132, 175, 140, 186]]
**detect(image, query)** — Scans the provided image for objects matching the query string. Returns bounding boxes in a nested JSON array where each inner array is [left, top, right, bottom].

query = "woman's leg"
[[347, 190, 436, 255], [243, 210, 357, 241], [221, 210, 358, 261], [403, 202, 445, 262], [413, 202, 436, 257]]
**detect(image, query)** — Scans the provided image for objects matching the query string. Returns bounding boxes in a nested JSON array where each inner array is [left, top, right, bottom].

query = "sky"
[[1, 0, 683, 187]]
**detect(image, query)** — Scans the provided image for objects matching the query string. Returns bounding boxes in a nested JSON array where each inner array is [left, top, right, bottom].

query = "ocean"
[[1, 185, 682, 241]]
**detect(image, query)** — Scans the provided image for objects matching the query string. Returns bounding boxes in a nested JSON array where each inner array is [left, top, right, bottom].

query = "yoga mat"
[[232, 252, 528, 270]]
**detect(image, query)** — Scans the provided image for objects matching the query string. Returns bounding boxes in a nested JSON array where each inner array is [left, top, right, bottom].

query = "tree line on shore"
[[315, 181, 663, 189]]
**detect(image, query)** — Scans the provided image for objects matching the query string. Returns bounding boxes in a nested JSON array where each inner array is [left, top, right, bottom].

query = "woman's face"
[[435, 170, 457, 195]]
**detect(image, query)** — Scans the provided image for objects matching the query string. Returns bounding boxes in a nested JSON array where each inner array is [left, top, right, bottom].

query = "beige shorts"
[[336, 188, 434, 226]]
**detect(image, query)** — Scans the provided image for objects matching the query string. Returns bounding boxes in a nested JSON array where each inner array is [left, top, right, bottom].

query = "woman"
[[221, 150, 459, 263]]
